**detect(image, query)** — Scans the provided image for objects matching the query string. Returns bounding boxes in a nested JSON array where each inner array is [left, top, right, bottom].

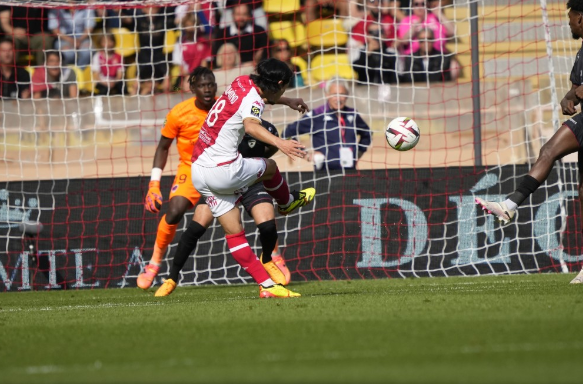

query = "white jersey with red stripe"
[[191, 75, 265, 167]]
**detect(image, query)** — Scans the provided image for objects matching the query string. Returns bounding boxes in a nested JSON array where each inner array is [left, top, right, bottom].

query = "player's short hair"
[[188, 66, 215, 86], [250, 58, 292, 93], [568, 0, 583, 13], [325, 77, 350, 95]]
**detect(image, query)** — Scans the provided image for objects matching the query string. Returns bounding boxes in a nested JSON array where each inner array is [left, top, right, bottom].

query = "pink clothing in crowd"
[[397, 12, 447, 54]]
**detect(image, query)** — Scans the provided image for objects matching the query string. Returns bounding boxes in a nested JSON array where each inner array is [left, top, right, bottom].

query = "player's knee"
[[165, 207, 185, 225], [262, 159, 277, 179], [257, 219, 277, 240], [539, 142, 559, 163]]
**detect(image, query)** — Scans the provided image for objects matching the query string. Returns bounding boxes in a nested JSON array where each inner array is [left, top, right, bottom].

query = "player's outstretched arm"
[[244, 118, 305, 160], [145, 136, 173, 213], [277, 96, 310, 114], [562, 84, 580, 115]]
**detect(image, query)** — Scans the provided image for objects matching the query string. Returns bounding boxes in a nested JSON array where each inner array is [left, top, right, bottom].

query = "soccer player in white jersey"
[[190, 58, 315, 298]]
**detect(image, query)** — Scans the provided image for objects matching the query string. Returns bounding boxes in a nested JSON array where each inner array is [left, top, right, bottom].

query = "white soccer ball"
[[385, 117, 420, 151]]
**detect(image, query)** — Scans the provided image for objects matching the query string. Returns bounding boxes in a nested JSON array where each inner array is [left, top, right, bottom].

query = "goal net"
[[0, 0, 581, 291]]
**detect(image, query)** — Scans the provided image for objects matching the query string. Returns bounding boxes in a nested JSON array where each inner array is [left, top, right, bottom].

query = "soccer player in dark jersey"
[[154, 120, 291, 296], [476, 1, 583, 284]]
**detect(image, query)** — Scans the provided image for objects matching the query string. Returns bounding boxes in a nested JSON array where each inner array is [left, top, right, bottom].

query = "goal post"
[[0, 0, 581, 291]]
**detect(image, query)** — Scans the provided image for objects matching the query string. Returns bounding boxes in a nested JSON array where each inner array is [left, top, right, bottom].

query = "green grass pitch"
[[1, 274, 582, 384]]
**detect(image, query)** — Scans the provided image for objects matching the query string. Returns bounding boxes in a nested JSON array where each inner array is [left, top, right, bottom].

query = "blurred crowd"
[[0, 0, 460, 99]]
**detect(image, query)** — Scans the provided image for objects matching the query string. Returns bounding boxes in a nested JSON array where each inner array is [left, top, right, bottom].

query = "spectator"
[[174, 1, 214, 34], [172, 12, 212, 91], [0, 38, 30, 98], [350, 0, 398, 48], [31, 50, 77, 99], [131, 6, 174, 95], [0, 5, 54, 66], [270, 39, 303, 88], [352, 26, 398, 84], [213, 43, 254, 94], [305, 0, 349, 24], [401, 28, 459, 83], [213, 2, 268, 65], [396, 0, 451, 55], [48, 5, 96, 67], [427, 0, 455, 36], [284, 77, 371, 171], [94, 6, 126, 30], [218, 0, 267, 30], [91, 32, 124, 95]]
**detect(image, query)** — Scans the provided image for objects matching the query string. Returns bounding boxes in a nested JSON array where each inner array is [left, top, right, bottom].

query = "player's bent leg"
[[257, 219, 287, 285], [477, 125, 580, 226], [528, 126, 580, 183], [260, 159, 293, 206], [137, 196, 191, 290], [167, 205, 214, 283], [259, 159, 316, 216], [218, 208, 299, 298], [244, 186, 291, 284]]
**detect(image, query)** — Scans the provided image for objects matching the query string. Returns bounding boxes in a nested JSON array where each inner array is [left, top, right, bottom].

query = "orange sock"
[[150, 215, 178, 265]]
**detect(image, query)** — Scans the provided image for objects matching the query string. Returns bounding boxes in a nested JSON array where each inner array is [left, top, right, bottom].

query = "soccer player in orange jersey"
[[138, 67, 217, 290]]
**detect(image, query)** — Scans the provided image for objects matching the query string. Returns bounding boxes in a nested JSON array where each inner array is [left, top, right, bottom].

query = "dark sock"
[[508, 175, 541, 206], [169, 221, 207, 282], [257, 219, 278, 264]]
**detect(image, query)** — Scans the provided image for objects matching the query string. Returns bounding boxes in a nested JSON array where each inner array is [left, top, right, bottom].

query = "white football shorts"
[[191, 156, 267, 217]]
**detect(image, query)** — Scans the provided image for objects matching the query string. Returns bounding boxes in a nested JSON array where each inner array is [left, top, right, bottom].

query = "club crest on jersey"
[[171, 184, 179, 193], [248, 139, 256, 148], [251, 105, 261, 118]]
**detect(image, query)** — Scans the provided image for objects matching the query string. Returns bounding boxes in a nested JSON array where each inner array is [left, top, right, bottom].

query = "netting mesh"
[[0, 0, 582, 291]]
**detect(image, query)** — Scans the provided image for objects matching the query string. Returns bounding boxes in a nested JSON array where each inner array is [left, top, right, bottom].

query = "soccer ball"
[[385, 117, 420, 151]]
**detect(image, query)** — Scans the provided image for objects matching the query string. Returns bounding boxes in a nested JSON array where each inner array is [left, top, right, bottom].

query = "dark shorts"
[[240, 182, 273, 215], [197, 182, 273, 216], [563, 113, 583, 147]]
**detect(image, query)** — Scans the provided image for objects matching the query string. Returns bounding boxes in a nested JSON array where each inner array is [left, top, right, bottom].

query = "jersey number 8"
[[207, 99, 226, 127]]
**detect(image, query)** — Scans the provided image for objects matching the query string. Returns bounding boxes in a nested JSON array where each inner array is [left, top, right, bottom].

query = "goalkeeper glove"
[[145, 181, 163, 213]]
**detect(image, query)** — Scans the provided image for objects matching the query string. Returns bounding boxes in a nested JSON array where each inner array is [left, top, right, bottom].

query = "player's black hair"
[[250, 58, 292, 93], [188, 66, 215, 86], [568, 0, 583, 13]]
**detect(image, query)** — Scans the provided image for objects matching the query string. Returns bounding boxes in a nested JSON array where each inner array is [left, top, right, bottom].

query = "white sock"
[[503, 199, 517, 211], [279, 194, 294, 208], [260, 278, 276, 288]]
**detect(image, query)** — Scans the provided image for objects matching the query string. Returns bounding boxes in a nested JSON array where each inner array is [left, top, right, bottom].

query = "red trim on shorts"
[[217, 153, 240, 166], [564, 122, 579, 143]]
